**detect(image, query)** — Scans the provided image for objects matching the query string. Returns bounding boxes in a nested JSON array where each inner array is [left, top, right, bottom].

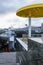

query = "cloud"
[[0, 0, 43, 28], [2, 0, 21, 8], [0, 12, 27, 28], [33, 0, 43, 4], [24, 0, 43, 5], [0, 0, 43, 14], [0, 0, 21, 13], [0, 12, 43, 28], [24, 0, 35, 5]]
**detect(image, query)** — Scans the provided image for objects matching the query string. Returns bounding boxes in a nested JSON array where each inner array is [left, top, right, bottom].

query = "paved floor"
[[0, 52, 19, 65]]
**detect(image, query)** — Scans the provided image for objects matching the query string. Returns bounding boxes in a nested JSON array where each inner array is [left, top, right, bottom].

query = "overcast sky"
[[0, 0, 43, 28]]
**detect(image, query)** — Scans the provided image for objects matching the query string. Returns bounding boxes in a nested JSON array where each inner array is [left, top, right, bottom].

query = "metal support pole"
[[28, 17, 31, 38]]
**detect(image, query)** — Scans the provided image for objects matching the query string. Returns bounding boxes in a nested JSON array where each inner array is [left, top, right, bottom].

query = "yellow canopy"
[[16, 3, 43, 18]]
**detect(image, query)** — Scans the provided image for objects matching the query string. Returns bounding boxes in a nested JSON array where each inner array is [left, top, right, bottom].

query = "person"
[[9, 35, 14, 51]]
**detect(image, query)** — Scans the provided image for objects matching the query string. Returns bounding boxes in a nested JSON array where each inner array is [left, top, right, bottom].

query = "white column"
[[28, 17, 31, 38]]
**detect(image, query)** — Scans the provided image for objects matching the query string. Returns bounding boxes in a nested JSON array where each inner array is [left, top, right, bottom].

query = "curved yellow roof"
[[16, 3, 43, 18]]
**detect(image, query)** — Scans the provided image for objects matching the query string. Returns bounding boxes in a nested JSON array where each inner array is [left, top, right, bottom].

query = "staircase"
[[0, 52, 19, 65]]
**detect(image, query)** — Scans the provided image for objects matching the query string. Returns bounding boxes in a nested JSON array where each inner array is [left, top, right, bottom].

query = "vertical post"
[[28, 17, 31, 38]]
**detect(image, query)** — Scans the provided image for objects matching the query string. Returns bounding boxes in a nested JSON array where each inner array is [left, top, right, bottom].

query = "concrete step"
[[0, 52, 17, 64], [0, 63, 20, 65], [17, 63, 20, 65]]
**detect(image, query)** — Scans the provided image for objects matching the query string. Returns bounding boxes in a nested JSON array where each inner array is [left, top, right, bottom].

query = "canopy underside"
[[16, 4, 43, 18]]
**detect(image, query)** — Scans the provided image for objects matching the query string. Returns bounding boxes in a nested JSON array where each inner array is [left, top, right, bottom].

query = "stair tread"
[[0, 52, 16, 64]]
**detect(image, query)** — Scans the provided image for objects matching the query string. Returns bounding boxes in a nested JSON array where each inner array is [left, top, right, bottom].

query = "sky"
[[0, 0, 43, 28]]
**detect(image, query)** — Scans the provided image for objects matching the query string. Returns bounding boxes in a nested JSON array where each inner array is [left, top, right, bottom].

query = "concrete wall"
[[16, 39, 43, 65]]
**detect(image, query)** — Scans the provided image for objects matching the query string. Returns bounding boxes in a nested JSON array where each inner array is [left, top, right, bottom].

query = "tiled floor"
[[0, 52, 19, 65]]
